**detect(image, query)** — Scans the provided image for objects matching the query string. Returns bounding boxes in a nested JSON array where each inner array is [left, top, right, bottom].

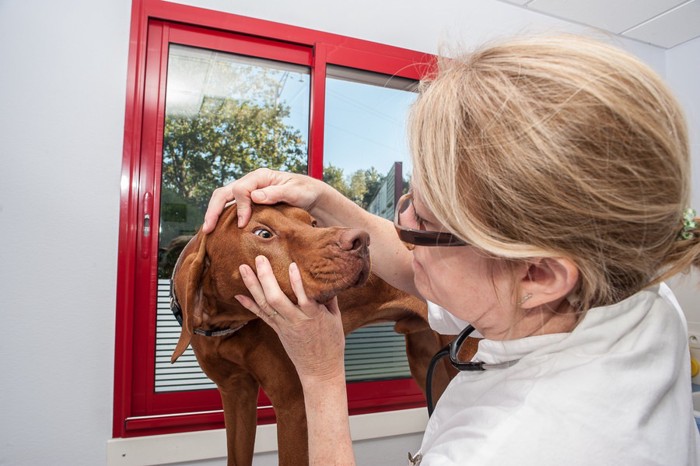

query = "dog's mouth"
[[304, 254, 371, 304], [295, 227, 371, 303], [353, 260, 371, 288]]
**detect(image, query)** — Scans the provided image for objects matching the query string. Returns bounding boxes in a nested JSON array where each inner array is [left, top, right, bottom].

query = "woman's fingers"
[[238, 260, 287, 321], [239, 255, 310, 320], [203, 169, 302, 232], [203, 185, 233, 233], [233, 293, 277, 327], [203, 169, 272, 232], [253, 255, 298, 313], [290, 262, 335, 319], [203, 169, 324, 233], [238, 257, 329, 325], [289, 262, 310, 308]]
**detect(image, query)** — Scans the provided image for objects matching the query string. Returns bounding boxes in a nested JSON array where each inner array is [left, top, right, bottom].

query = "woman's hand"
[[203, 168, 326, 233], [235, 255, 356, 465], [234, 255, 346, 383]]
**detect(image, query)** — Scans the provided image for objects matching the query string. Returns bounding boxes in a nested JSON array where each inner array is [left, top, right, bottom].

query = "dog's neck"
[[171, 285, 252, 338], [196, 290, 257, 333], [193, 306, 250, 338]]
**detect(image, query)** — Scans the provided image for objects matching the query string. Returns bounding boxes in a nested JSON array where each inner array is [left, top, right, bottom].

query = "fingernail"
[[289, 262, 298, 275], [251, 190, 266, 201], [239, 264, 248, 277], [256, 255, 266, 267]]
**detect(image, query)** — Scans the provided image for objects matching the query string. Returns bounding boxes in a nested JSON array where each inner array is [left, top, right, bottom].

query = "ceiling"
[[498, 0, 700, 48]]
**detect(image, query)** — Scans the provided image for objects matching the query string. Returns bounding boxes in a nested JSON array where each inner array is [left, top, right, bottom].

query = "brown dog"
[[171, 203, 459, 465]]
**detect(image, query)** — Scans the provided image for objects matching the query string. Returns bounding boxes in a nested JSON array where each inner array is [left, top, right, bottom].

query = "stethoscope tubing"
[[425, 325, 518, 416]]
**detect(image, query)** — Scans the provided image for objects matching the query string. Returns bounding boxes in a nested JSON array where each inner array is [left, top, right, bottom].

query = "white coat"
[[415, 285, 700, 465]]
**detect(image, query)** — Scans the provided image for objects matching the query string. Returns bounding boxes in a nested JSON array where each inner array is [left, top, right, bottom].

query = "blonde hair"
[[409, 34, 699, 311]]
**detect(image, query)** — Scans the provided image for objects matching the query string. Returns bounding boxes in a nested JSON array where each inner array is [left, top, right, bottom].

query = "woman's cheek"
[[411, 257, 433, 299]]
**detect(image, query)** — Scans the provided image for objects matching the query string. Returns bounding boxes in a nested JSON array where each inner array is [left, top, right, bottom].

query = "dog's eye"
[[311, 220, 317, 228], [253, 228, 274, 239]]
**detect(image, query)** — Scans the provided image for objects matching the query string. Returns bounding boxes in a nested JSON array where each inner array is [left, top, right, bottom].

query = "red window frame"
[[114, 0, 436, 438]]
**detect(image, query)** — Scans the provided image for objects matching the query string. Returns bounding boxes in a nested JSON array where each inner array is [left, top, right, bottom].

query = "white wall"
[[0, 0, 130, 465], [0, 0, 697, 465], [666, 36, 700, 323]]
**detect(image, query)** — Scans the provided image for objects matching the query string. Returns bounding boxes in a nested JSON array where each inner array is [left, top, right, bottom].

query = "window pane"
[[323, 65, 418, 382], [156, 44, 310, 392]]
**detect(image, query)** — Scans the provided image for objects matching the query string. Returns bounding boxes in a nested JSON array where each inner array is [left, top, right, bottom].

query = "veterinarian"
[[203, 34, 700, 465]]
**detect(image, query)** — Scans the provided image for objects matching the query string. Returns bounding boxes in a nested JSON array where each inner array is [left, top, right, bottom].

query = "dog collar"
[[170, 280, 247, 337], [193, 323, 247, 337], [170, 282, 184, 326]]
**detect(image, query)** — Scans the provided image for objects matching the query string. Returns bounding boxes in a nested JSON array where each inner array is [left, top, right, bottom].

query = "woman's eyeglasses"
[[393, 192, 468, 247]]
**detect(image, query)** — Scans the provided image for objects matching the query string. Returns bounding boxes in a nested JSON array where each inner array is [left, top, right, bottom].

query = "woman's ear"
[[519, 257, 579, 309]]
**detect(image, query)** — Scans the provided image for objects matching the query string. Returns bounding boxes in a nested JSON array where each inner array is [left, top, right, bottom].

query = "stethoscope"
[[425, 325, 519, 416]]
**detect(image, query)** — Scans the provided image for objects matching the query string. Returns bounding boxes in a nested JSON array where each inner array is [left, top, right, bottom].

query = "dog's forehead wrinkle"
[[277, 204, 313, 223]]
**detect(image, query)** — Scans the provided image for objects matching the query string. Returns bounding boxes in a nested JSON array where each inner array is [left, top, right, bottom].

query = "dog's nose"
[[339, 229, 370, 252]]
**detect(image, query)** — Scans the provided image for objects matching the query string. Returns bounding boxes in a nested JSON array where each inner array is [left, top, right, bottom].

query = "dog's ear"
[[171, 234, 208, 363]]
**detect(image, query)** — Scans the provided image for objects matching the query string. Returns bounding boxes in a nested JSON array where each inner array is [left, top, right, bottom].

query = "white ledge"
[[107, 408, 428, 465]]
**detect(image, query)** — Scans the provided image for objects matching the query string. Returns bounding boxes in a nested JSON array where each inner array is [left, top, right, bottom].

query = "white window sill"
[[107, 408, 428, 465]]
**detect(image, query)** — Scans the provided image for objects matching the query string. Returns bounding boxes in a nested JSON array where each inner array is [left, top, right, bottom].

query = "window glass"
[[156, 44, 310, 392], [324, 65, 418, 381]]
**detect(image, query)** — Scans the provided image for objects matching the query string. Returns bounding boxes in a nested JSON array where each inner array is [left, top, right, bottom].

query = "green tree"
[[323, 165, 386, 210], [360, 167, 383, 208], [162, 95, 307, 212], [323, 164, 351, 198], [348, 170, 368, 206]]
